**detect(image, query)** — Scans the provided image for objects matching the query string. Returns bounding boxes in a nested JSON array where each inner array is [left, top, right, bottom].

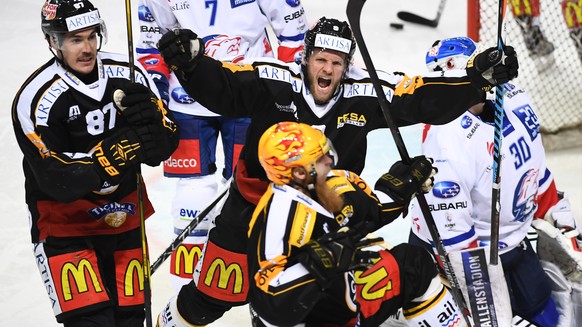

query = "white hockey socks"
[[157, 296, 205, 327]]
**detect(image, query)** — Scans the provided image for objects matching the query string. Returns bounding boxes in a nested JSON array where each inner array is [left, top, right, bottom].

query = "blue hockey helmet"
[[426, 37, 477, 72]]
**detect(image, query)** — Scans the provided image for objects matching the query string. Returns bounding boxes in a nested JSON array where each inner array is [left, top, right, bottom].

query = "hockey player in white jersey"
[[135, 0, 308, 290], [408, 36, 582, 326]]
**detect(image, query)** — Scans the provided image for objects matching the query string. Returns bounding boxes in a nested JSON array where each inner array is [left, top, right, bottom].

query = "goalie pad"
[[540, 260, 582, 327], [448, 246, 513, 326], [532, 218, 582, 283]]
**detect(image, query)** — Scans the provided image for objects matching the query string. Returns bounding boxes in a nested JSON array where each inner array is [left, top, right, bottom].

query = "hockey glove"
[[113, 82, 165, 126], [296, 227, 383, 288], [466, 46, 519, 91], [92, 125, 162, 184], [158, 29, 204, 74], [375, 156, 437, 204]]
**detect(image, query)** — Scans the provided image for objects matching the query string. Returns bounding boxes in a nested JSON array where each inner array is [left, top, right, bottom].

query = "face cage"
[[49, 20, 108, 51]]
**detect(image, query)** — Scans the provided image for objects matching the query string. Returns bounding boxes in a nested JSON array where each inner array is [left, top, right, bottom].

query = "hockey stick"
[[150, 186, 229, 275], [396, 0, 446, 28], [346, 1, 472, 325], [490, 0, 508, 266], [123, 0, 152, 326]]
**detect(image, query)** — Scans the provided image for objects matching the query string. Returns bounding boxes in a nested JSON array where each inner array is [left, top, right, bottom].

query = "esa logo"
[[286, 0, 301, 7], [432, 181, 461, 198], [137, 5, 154, 22], [171, 87, 195, 104], [461, 115, 472, 129]]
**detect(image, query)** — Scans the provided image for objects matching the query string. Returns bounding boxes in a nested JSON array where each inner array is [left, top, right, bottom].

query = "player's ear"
[[292, 167, 308, 182]]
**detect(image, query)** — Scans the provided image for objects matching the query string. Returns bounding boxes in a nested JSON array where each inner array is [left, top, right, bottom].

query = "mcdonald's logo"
[[563, 0, 582, 28], [124, 259, 144, 296], [61, 259, 103, 301], [203, 259, 244, 293], [354, 268, 393, 301], [174, 245, 203, 276]]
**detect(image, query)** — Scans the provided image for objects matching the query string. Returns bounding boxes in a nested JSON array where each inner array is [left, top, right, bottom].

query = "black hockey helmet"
[[41, 0, 107, 49], [302, 17, 356, 67]]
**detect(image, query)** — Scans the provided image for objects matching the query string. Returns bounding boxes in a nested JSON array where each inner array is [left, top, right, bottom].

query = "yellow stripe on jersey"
[[402, 285, 447, 318], [221, 61, 254, 73], [249, 186, 274, 237], [289, 203, 317, 248], [25, 132, 50, 158]]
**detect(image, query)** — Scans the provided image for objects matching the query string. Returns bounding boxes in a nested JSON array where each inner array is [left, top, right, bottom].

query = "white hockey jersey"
[[136, 0, 307, 116], [410, 82, 556, 254]]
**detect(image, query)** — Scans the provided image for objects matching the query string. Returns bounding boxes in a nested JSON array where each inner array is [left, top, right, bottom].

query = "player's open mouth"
[[318, 77, 331, 88]]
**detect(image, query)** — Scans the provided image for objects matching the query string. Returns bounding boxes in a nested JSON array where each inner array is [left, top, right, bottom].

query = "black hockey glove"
[[113, 82, 165, 126], [158, 29, 204, 75], [375, 156, 437, 204], [466, 46, 519, 91], [295, 227, 383, 288], [92, 125, 162, 184]]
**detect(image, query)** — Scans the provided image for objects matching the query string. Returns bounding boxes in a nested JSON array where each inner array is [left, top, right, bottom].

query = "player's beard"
[[314, 179, 344, 214]]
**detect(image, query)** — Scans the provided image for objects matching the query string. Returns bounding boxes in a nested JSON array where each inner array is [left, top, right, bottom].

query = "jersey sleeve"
[[384, 69, 484, 126], [12, 89, 102, 203], [257, 0, 307, 62]]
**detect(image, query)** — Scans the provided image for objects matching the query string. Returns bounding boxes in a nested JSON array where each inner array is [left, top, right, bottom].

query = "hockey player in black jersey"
[[11, 0, 178, 326], [154, 17, 518, 326], [243, 122, 469, 327]]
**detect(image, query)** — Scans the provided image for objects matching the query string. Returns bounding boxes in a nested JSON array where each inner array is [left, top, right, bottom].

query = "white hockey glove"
[[533, 202, 582, 283]]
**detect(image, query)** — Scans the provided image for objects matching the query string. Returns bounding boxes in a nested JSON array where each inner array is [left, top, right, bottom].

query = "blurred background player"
[[135, 0, 308, 290], [244, 122, 468, 327], [408, 36, 582, 326], [12, 0, 178, 325], [561, 0, 582, 61], [154, 16, 518, 326], [509, 0, 555, 56]]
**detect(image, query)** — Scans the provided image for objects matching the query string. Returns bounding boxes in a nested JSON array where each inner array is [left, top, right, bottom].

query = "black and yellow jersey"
[[247, 169, 404, 326], [176, 55, 483, 202]]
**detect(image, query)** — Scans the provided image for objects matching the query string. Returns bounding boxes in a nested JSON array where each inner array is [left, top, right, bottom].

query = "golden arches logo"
[[564, 1, 582, 28], [124, 259, 145, 296], [204, 259, 244, 293], [354, 267, 392, 301], [174, 245, 203, 275], [61, 259, 103, 301]]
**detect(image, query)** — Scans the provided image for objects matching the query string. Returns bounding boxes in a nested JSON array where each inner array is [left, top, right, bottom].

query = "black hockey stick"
[[150, 187, 229, 275], [490, 0, 508, 266], [346, 0, 472, 325], [397, 0, 446, 28], [123, 0, 152, 325]]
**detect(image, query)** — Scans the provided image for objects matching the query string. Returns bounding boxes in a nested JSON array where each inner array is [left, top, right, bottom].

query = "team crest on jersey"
[[171, 87, 195, 104], [512, 168, 539, 222], [204, 35, 245, 63], [138, 5, 155, 22]]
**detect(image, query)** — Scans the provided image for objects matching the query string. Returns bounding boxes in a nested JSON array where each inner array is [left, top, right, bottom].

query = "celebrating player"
[[135, 0, 308, 291], [154, 17, 519, 326], [409, 36, 582, 326], [12, 0, 178, 325]]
